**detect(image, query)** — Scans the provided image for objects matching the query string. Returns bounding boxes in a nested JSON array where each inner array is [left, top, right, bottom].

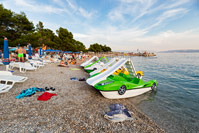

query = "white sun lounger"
[[0, 84, 13, 93], [29, 60, 45, 68], [9, 62, 37, 73], [0, 71, 28, 84]]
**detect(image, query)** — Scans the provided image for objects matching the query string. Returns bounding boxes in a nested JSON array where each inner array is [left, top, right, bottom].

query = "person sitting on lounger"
[[71, 58, 76, 65], [50, 55, 55, 63], [9, 52, 16, 62], [59, 60, 67, 67]]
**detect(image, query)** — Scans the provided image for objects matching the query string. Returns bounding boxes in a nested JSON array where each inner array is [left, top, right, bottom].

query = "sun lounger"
[[0, 71, 28, 84], [9, 62, 37, 73], [0, 84, 13, 93], [29, 60, 45, 68]]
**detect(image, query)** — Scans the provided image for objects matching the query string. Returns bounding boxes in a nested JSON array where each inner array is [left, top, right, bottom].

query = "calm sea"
[[129, 53, 199, 133]]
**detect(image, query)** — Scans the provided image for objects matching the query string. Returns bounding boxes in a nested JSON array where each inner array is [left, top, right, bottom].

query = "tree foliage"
[[0, 4, 111, 52], [89, 43, 111, 52], [0, 4, 34, 47]]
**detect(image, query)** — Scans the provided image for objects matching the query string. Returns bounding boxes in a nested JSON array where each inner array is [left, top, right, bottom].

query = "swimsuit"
[[18, 53, 24, 58]]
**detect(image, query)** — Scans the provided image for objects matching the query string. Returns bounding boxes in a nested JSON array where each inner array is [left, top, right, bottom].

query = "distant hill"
[[159, 49, 199, 53]]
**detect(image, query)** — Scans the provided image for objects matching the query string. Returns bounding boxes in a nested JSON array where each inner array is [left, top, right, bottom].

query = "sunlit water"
[[128, 53, 199, 133]]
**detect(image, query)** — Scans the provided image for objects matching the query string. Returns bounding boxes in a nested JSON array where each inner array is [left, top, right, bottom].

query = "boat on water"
[[86, 58, 157, 99]]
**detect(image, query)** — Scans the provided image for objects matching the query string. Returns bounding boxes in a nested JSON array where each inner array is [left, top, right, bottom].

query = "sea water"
[[129, 53, 199, 133]]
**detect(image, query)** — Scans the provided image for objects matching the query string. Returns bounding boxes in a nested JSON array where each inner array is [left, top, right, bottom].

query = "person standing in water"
[[15, 47, 24, 62]]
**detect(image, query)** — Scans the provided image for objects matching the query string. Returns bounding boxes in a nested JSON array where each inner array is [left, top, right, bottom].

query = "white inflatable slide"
[[89, 57, 118, 76], [80, 56, 99, 67], [86, 58, 127, 86]]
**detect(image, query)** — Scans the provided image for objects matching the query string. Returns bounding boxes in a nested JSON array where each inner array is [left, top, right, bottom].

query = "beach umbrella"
[[28, 44, 32, 59], [43, 49, 52, 52], [32, 48, 35, 56], [9, 48, 16, 51], [39, 48, 42, 57], [64, 51, 72, 53], [2, 37, 10, 70]]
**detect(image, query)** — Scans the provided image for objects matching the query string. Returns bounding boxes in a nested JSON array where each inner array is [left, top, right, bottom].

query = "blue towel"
[[16, 87, 45, 99], [70, 77, 78, 81]]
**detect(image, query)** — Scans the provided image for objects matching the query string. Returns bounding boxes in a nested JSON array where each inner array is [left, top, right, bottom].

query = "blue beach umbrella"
[[28, 44, 32, 59], [2, 37, 10, 70], [9, 48, 16, 51], [64, 51, 72, 53], [39, 48, 42, 57], [32, 48, 35, 55]]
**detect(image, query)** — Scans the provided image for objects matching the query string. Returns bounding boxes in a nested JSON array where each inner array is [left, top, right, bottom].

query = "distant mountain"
[[159, 49, 199, 53]]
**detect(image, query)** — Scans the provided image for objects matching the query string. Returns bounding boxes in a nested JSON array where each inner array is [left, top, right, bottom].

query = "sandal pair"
[[45, 87, 55, 91]]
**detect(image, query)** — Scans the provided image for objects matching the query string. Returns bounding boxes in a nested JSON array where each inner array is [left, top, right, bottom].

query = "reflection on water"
[[128, 53, 199, 133], [128, 90, 157, 106]]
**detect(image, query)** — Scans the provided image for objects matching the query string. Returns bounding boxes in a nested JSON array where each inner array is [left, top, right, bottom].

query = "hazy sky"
[[1, 0, 199, 51]]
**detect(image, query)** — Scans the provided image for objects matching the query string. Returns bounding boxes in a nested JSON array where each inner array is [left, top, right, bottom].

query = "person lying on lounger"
[[58, 60, 68, 67], [50, 55, 55, 63], [71, 58, 76, 65]]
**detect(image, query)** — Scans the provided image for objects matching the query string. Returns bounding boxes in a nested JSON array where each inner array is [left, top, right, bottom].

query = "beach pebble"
[[0, 62, 164, 132]]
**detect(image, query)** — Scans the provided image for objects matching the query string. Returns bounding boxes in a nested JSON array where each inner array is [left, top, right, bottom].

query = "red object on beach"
[[37, 92, 57, 101]]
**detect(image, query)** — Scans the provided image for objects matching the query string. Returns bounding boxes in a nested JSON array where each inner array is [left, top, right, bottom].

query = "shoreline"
[[0, 61, 164, 132]]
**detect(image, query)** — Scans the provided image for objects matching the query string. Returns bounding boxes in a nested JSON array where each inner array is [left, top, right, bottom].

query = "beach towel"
[[70, 68, 80, 70], [37, 92, 57, 101], [104, 104, 133, 122], [16, 87, 45, 99]]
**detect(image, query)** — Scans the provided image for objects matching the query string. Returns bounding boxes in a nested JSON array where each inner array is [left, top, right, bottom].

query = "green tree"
[[0, 4, 96, 52], [89, 43, 102, 52], [101, 45, 111, 52], [0, 4, 34, 47], [74, 40, 86, 52], [89, 43, 111, 52], [56, 27, 76, 51]]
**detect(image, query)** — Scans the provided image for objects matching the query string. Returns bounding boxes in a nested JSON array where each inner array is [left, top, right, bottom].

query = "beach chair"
[[0, 59, 3, 65], [9, 62, 37, 73], [0, 71, 28, 84], [0, 84, 13, 93], [28, 60, 44, 68], [0, 71, 27, 93]]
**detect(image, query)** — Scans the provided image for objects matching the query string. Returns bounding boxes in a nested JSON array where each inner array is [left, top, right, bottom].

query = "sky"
[[0, 0, 199, 51]]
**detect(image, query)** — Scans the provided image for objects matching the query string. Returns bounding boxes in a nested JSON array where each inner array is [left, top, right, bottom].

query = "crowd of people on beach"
[[0, 46, 89, 67]]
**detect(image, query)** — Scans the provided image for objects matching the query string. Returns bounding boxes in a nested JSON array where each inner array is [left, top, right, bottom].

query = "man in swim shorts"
[[15, 47, 24, 62]]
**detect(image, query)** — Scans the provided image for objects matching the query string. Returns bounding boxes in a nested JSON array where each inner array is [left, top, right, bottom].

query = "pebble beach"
[[0, 61, 164, 133]]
